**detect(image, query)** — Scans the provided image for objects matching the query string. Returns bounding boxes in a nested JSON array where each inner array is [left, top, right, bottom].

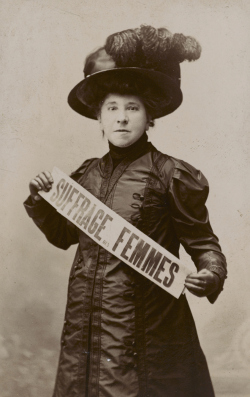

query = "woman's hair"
[[82, 72, 172, 124]]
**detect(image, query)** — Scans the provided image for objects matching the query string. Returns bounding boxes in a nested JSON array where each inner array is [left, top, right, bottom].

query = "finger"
[[187, 272, 211, 281], [185, 286, 206, 298], [185, 282, 205, 294], [198, 269, 209, 274], [185, 281, 204, 290], [186, 271, 207, 279], [30, 178, 42, 190], [29, 179, 43, 200], [34, 176, 47, 191], [185, 278, 206, 287], [38, 172, 52, 190], [29, 179, 44, 196], [186, 272, 197, 278], [43, 170, 54, 184]]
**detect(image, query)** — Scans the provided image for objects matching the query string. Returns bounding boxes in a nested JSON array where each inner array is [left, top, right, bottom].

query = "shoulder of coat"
[[70, 158, 100, 179], [150, 146, 207, 188]]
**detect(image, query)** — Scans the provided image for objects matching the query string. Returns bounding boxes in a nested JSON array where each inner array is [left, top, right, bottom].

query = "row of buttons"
[[132, 339, 138, 369]]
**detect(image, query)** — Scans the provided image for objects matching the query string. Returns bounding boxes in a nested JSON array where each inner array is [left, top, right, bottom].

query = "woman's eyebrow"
[[127, 101, 140, 106], [104, 100, 140, 106], [104, 101, 117, 105]]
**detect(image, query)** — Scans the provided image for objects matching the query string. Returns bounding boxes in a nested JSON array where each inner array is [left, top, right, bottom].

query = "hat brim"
[[68, 67, 183, 119]]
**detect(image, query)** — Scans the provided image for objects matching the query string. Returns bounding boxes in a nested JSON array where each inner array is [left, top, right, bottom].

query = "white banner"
[[39, 167, 193, 298]]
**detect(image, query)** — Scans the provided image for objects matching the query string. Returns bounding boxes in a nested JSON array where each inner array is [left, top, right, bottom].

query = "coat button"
[[123, 292, 135, 298], [131, 203, 141, 209], [132, 341, 136, 346], [130, 214, 140, 222], [133, 352, 138, 356], [124, 281, 136, 288], [133, 193, 144, 201]]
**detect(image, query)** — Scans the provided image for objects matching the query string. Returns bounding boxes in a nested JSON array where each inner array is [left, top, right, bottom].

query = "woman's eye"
[[127, 106, 139, 111], [107, 106, 117, 111]]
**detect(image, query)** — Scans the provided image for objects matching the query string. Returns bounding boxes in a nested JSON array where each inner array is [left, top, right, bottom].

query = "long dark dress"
[[24, 135, 227, 397]]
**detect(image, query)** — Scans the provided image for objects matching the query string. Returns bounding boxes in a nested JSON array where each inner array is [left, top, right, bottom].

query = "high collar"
[[108, 133, 148, 160]]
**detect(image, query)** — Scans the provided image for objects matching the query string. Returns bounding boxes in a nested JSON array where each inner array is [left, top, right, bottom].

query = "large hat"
[[68, 25, 201, 119]]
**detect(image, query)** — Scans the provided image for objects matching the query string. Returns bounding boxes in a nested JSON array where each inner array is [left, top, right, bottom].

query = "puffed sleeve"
[[23, 158, 97, 250], [167, 158, 227, 303]]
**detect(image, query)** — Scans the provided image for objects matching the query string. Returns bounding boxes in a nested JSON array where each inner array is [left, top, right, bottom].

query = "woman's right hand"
[[29, 171, 54, 202]]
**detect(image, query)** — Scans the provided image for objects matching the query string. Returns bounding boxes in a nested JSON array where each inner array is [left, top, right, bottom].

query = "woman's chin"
[[110, 138, 134, 148]]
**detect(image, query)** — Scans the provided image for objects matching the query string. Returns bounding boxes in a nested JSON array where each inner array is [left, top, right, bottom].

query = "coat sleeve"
[[23, 195, 79, 250], [167, 158, 227, 303], [23, 158, 98, 250]]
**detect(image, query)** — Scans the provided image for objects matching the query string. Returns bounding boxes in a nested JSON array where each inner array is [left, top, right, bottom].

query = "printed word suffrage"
[[39, 167, 193, 298]]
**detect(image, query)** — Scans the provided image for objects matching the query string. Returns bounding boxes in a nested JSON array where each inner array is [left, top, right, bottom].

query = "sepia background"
[[0, 0, 249, 396]]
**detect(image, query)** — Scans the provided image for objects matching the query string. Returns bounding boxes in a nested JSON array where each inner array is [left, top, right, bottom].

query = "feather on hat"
[[68, 25, 201, 119]]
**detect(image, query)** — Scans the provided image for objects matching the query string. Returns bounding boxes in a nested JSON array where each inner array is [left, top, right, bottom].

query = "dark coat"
[[24, 142, 227, 397]]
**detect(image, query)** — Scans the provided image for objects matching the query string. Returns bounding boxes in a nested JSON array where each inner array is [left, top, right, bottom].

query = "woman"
[[24, 25, 227, 397]]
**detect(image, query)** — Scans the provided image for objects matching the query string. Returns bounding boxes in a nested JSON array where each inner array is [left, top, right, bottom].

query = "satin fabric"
[[24, 142, 227, 397]]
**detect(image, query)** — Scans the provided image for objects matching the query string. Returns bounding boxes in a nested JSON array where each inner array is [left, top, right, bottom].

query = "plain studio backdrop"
[[0, 1, 249, 396]]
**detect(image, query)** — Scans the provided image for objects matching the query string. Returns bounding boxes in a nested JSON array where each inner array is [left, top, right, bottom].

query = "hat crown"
[[83, 47, 181, 87]]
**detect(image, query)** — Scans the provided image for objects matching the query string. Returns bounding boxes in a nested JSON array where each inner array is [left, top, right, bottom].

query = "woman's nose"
[[117, 112, 129, 124]]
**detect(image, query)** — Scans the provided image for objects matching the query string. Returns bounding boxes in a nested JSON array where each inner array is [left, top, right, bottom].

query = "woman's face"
[[98, 93, 150, 147]]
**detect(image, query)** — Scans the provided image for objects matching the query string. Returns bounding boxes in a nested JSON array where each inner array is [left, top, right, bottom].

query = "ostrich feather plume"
[[105, 25, 201, 71]]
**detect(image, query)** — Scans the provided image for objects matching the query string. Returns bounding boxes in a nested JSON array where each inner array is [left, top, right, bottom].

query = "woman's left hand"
[[185, 269, 220, 297]]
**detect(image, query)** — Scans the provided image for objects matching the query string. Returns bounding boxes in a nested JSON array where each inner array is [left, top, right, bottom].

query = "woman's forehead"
[[102, 93, 144, 106]]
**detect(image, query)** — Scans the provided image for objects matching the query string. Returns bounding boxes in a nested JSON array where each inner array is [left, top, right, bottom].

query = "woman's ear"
[[146, 115, 154, 130], [97, 113, 103, 130], [97, 118, 105, 137]]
